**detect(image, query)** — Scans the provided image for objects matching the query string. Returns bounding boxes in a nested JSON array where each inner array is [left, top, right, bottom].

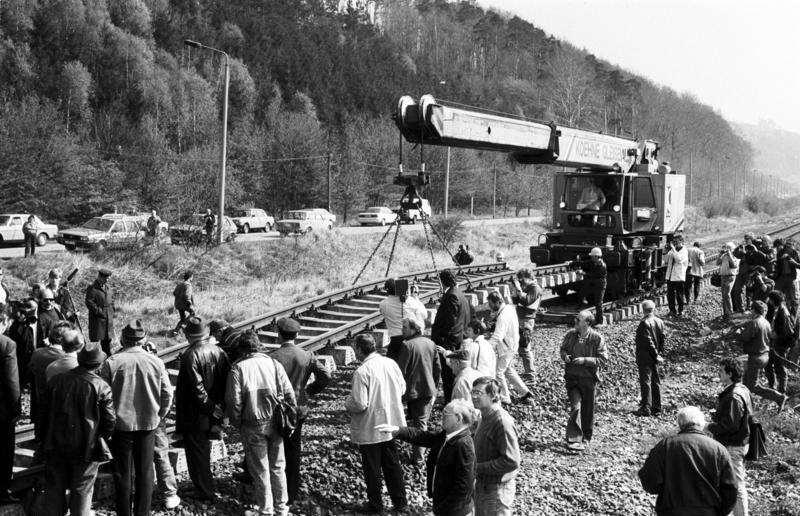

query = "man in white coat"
[[345, 334, 408, 514], [665, 235, 689, 316]]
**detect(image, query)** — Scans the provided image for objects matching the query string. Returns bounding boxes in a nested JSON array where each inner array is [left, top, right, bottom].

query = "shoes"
[[164, 494, 182, 509], [634, 407, 651, 417], [350, 501, 384, 514], [565, 441, 586, 452], [777, 394, 789, 412]]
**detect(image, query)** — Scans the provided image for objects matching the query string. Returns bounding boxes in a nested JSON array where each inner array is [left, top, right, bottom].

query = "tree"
[[59, 60, 93, 131]]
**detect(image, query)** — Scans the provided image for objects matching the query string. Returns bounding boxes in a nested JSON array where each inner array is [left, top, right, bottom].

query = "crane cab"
[[531, 170, 685, 297]]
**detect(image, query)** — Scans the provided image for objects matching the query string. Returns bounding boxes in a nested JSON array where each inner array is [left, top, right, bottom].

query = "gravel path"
[[85, 283, 799, 516]]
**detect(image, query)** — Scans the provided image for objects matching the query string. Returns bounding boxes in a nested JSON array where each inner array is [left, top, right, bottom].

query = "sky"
[[478, 0, 800, 135]]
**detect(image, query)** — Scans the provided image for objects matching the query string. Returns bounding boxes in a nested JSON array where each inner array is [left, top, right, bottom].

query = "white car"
[[0, 214, 59, 247], [231, 208, 275, 233], [276, 210, 334, 235], [357, 207, 399, 226]]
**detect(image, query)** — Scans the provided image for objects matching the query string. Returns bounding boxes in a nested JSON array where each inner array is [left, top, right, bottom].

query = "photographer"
[[664, 235, 689, 317], [716, 243, 740, 319], [732, 233, 755, 312], [774, 239, 800, 315], [746, 266, 773, 305]]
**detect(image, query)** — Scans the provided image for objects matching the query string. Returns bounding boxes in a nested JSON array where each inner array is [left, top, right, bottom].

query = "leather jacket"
[[0, 336, 21, 421], [42, 366, 115, 461], [175, 339, 230, 433]]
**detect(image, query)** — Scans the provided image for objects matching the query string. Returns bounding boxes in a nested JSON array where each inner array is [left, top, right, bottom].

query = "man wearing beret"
[[42, 345, 114, 516], [85, 269, 115, 356], [271, 317, 331, 505], [176, 317, 230, 502], [100, 320, 173, 516]]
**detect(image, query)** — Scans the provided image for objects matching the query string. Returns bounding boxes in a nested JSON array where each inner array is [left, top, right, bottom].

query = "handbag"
[[710, 272, 721, 288], [744, 416, 767, 461], [271, 358, 298, 438]]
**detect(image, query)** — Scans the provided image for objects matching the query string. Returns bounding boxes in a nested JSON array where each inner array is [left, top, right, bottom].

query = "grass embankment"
[[1, 208, 795, 348], [1, 219, 545, 347]]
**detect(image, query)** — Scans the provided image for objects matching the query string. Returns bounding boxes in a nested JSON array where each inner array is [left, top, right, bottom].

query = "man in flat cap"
[[85, 269, 115, 356], [271, 317, 331, 505], [42, 344, 114, 516], [176, 317, 230, 502], [100, 320, 173, 516]]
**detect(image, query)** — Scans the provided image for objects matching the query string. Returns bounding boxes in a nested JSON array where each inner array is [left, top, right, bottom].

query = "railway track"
[[9, 219, 800, 497]]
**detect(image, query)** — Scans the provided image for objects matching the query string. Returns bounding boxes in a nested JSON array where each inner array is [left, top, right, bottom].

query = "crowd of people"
[[0, 228, 797, 516]]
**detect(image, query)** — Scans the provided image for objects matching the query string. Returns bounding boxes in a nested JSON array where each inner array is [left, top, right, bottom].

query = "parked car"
[[357, 207, 399, 226], [231, 208, 275, 233], [276, 210, 334, 235], [170, 214, 238, 245], [307, 208, 336, 224], [57, 215, 145, 251], [102, 212, 169, 237], [396, 197, 432, 224], [0, 214, 58, 247]]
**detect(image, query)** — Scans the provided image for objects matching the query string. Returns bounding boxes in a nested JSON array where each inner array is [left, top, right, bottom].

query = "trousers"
[[283, 419, 304, 504], [358, 440, 407, 510], [667, 280, 685, 314], [637, 362, 661, 412], [44, 455, 100, 516], [154, 421, 178, 498], [765, 347, 789, 393], [406, 397, 434, 462], [565, 374, 597, 443], [518, 318, 536, 374], [496, 353, 529, 404], [732, 274, 749, 312], [0, 419, 14, 493], [721, 276, 735, 316], [183, 431, 214, 498], [111, 429, 156, 516], [744, 354, 784, 405], [474, 478, 515, 516], [241, 424, 288, 516], [726, 445, 749, 516], [579, 279, 605, 324], [684, 275, 702, 303]]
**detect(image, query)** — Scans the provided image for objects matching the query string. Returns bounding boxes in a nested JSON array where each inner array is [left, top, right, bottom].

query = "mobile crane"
[[393, 94, 686, 299]]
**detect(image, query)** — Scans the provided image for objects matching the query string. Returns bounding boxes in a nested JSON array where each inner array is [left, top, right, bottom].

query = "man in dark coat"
[[42, 345, 114, 516], [639, 406, 737, 516], [431, 269, 472, 402], [37, 288, 66, 341], [175, 317, 230, 502], [576, 247, 608, 326], [85, 269, 115, 356], [376, 398, 476, 516], [397, 317, 441, 463], [0, 306, 21, 504], [634, 300, 665, 416], [271, 317, 331, 504], [28, 321, 71, 456], [171, 271, 195, 336], [9, 298, 44, 389]]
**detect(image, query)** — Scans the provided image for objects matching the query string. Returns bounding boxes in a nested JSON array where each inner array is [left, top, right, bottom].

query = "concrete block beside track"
[[321, 346, 356, 366], [464, 293, 479, 307], [315, 354, 338, 373], [472, 290, 489, 304], [426, 308, 437, 326]]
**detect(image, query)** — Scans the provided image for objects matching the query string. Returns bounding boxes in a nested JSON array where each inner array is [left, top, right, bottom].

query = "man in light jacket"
[[487, 292, 534, 405], [717, 242, 740, 319], [226, 332, 295, 516], [345, 334, 408, 514], [685, 241, 706, 304], [665, 235, 689, 316]]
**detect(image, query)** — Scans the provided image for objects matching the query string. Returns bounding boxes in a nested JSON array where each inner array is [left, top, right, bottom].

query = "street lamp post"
[[185, 39, 230, 245]]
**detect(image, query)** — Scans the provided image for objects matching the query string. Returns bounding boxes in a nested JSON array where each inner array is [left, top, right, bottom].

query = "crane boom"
[[394, 95, 647, 172]]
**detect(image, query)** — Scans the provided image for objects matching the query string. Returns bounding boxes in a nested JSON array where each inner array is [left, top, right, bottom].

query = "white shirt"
[[687, 247, 706, 277], [379, 296, 427, 337], [665, 246, 689, 282], [463, 336, 497, 377], [489, 304, 519, 356]]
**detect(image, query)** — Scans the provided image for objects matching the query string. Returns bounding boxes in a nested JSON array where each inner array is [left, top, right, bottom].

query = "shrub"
[[702, 199, 743, 218]]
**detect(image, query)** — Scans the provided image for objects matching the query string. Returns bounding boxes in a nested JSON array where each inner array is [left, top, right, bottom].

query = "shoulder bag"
[[271, 358, 298, 438]]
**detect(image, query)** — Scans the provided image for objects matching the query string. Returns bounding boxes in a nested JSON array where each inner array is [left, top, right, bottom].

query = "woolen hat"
[[183, 316, 209, 340], [98, 268, 113, 277], [209, 319, 229, 335], [78, 345, 106, 368], [121, 320, 147, 342], [277, 317, 301, 334]]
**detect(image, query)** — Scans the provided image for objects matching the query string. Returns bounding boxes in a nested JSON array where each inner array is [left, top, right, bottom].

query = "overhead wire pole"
[[492, 166, 497, 218], [327, 153, 332, 212], [444, 146, 450, 218], [184, 39, 229, 245]]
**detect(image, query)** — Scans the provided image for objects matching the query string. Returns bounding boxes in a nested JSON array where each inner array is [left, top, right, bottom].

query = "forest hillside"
[[0, 0, 764, 223]]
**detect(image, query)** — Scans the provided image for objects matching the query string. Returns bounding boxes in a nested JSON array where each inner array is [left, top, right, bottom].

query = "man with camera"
[[665, 235, 689, 317], [717, 242, 740, 319]]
